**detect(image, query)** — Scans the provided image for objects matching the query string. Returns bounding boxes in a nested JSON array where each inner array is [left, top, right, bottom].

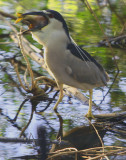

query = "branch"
[[0, 10, 16, 19], [95, 111, 126, 120]]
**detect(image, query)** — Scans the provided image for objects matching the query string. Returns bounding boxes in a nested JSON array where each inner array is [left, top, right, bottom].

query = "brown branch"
[[87, 119, 105, 153], [20, 106, 35, 137], [13, 98, 29, 121], [14, 63, 28, 91], [99, 71, 119, 105], [94, 111, 126, 119], [47, 146, 126, 159], [18, 30, 35, 89], [0, 10, 16, 19], [0, 137, 34, 143]]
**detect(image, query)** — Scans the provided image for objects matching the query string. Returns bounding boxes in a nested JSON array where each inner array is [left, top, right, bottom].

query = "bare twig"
[[17, 30, 35, 89], [20, 106, 35, 137], [47, 146, 126, 159], [86, 118, 109, 160], [0, 10, 16, 19], [24, 68, 30, 89], [88, 119, 104, 149], [94, 111, 126, 119], [13, 98, 29, 121], [36, 91, 59, 113], [99, 72, 119, 105], [14, 63, 28, 91]]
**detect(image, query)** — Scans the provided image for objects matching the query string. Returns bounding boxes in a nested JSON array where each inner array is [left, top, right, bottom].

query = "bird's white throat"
[[31, 18, 70, 49]]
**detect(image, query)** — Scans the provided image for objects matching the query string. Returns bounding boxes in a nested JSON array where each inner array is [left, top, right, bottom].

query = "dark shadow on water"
[[49, 110, 106, 160], [10, 108, 126, 159], [10, 123, 106, 160]]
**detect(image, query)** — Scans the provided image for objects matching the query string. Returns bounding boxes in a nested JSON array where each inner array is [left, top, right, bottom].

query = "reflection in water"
[[63, 125, 105, 150], [50, 110, 106, 160], [9, 110, 126, 159], [9, 110, 106, 159], [36, 126, 48, 160]]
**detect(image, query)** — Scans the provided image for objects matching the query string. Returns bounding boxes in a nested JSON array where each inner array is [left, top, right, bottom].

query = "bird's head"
[[15, 10, 70, 46]]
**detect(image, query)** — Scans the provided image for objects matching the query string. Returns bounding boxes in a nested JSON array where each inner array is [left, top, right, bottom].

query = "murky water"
[[0, 0, 126, 159]]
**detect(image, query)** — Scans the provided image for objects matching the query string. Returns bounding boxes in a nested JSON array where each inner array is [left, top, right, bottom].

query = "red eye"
[[29, 23, 34, 29], [48, 13, 54, 18]]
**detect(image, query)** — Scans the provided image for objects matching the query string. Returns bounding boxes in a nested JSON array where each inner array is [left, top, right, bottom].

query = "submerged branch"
[[95, 111, 126, 120]]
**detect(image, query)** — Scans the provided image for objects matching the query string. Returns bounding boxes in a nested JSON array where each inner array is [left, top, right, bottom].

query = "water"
[[0, 0, 126, 159]]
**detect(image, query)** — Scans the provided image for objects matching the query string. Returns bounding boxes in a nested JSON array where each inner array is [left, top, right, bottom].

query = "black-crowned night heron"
[[16, 10, 109, 118]]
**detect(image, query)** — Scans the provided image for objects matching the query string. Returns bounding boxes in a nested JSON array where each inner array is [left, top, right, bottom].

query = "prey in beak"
[[15, 12, 49, 32]]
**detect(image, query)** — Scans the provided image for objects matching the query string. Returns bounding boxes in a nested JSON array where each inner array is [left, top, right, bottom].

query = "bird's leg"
[[85, 89, 95, 119], [53, 84, 63, 111]]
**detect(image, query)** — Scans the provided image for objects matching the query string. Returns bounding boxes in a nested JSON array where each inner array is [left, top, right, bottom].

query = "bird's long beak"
[[15, 12, 49, 31]]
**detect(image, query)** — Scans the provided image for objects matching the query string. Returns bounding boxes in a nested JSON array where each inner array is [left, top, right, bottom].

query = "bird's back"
[[44, 40, 109, 91]]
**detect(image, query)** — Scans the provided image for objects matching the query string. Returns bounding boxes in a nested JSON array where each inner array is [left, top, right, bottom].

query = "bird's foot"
[[85, 111, 95, 119]]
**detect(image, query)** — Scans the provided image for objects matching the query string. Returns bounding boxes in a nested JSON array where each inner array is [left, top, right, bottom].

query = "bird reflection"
[[49, 110, 106, 160]]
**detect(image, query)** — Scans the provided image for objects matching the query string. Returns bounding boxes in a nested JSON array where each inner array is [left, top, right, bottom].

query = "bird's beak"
[[15, 12, 49, 32]]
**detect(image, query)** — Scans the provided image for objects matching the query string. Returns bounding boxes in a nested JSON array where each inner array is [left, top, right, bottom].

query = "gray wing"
[[65, 42, 109, 86]]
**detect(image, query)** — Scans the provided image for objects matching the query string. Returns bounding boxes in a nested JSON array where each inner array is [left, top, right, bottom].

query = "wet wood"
[[95, 111, 126, 120]]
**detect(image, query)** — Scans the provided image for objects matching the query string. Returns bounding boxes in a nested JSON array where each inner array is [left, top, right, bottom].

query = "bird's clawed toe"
[[85, 111, 95, 119]]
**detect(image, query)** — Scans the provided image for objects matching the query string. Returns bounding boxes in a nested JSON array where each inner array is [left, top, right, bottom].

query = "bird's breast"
[[44, 48, 69, 83]]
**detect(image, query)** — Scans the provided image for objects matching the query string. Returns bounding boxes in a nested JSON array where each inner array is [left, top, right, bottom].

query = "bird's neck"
[[32, 29, 70, 51], [31, 18, 70, 50]]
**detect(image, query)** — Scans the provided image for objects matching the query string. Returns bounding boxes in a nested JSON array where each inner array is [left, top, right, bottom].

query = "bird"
[[15, 10, 109, 118]]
